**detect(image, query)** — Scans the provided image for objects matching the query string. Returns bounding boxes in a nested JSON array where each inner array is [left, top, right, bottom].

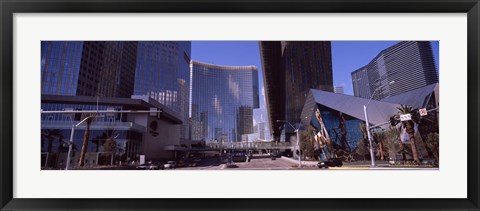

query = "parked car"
[[231, 153, 247, 162], [136, 163, 164, 170], [270, 152, 278, 160], [177, 161, 185, 167], [150, 162, 164, 170], [164, 161, 177, 169], [317, 158, 343, 168], [280, 151, 293, 157], [135, 164, 150, 170], [226, 160, 238, 168]]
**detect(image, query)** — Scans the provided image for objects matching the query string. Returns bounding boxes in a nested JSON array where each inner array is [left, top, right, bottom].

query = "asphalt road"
[[163, 155, 440, 171], [234, 155, 296, 170], [178, 155, 317, 170], [177, 157, 224, 170]]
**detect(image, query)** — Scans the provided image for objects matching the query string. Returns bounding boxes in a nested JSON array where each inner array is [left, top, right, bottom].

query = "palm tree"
[[397, 105, 420, 163], [357, 122, 370, 160], [300, 128, 315, 159], [42, 129, 62, 154], [42, 129, 63, 166], [92, 132, 108, 152], [78, 113, 95, 167], [383, 126, 401, 161]]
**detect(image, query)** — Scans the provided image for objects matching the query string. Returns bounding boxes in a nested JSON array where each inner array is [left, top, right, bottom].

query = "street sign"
[[419, 108, 428, 116], [399, 114, 412, 121]]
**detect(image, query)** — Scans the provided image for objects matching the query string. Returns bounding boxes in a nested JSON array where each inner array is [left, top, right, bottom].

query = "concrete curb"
[[281, 156, 318, 167]]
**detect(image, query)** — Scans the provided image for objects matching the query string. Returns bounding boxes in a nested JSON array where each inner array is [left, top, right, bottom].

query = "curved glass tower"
[[190, 60, 259, 142]]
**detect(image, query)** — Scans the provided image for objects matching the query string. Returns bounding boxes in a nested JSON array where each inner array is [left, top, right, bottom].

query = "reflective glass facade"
[[308, 104, 364, 161], [259, 41, 333, 140], [41, 41, 83, 95], [76, 42, 138, 98], [283, 41, 333, 128], [351, 41, 438, 100], [190, 61, 259, 142], [41, 103, 143, 168], [41, 41, 138, 98], [134, 42, 191, 141], [310, 104, 363, 151]]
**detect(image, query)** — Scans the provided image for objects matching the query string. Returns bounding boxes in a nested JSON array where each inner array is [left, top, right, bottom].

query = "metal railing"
[[206, 142, 294, 150], [41, 120, 146, 131]]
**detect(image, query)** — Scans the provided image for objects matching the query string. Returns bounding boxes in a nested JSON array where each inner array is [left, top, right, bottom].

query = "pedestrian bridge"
[[190, 142, 295, 151]]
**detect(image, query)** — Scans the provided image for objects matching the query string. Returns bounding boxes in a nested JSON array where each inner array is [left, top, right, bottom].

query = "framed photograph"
[[1, 0, 479, 210]]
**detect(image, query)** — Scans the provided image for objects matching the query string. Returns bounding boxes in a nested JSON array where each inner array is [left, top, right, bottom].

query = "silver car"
[[164, 161, 176, 169]]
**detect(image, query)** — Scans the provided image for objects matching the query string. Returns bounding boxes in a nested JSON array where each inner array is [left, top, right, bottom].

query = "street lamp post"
[[363, 81, 395, 167], [295, 128, 301, 168], [277, 120, 301, 168], [65, 125, 75, 170], [363, 105, 376, 167]]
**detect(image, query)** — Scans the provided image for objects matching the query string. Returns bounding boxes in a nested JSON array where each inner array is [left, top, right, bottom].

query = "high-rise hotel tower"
[[190, 60, 259, 142], [351, 41, 438, 100]]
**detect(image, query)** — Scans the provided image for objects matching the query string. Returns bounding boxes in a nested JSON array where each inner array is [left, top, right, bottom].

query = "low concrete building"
[[41, 95, 183, 169]]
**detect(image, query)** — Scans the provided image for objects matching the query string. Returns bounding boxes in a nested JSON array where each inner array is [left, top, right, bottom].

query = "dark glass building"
[[134, 41, 192, 143], [351, 41, 438, 100], [41, 41, 138, 98], [41, 41, 84, 96], [259, 41, 333, 141], [40, 41, 190, 169], [238, 106, 254, 141], [190, 60, 259, 142]]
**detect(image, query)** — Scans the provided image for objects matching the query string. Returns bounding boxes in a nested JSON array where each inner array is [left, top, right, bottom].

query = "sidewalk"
[[281, 156, 438, 170], [280, 156, 318, 167], [281, 156, 395, 167]]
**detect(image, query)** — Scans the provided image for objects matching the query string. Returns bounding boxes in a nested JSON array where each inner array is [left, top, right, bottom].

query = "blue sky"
[[191, 41, 440, 103]]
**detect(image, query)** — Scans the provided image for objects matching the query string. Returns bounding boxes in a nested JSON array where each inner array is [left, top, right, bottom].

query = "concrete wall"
[[45, 152, 110, 169], [141, 116, 180, 161]]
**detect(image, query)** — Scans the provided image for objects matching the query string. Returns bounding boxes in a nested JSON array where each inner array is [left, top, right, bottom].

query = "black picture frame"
[[1, 0, 479, 210]]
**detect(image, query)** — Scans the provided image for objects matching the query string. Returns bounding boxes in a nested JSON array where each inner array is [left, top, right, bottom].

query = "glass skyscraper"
[[42, 41, 191, 142], [40, 41, 193, 168], [259, 41, 333, 141], [351, 41, 438, 100], [41, 41, 138, 98], [41, 41, 84, 96], [134, 41, 192, 142], [190, 60, 259, 142]]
